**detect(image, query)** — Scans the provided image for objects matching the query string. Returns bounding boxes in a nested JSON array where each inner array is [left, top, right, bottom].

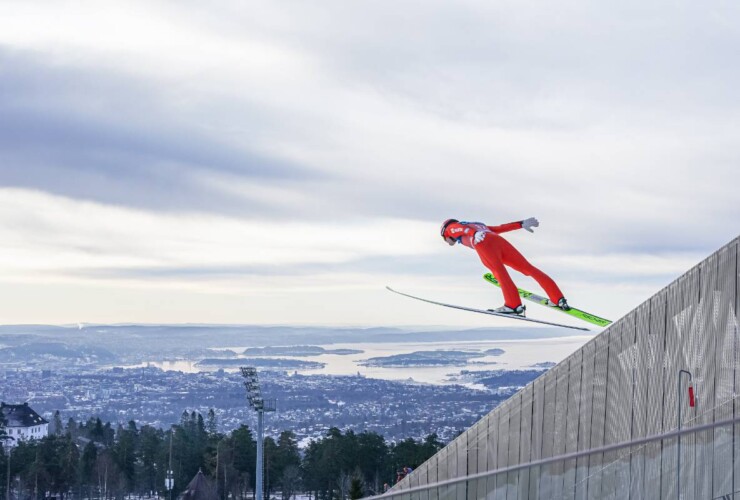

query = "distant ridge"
[[0, 324, 582, 351]]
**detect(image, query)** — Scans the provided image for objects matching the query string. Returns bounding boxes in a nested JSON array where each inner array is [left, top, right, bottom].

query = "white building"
[[1, 402, 49, 448]]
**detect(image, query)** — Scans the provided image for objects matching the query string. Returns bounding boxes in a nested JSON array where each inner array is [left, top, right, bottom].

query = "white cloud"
[[0, 0, 738, 325], [0, 188, 436, 279]]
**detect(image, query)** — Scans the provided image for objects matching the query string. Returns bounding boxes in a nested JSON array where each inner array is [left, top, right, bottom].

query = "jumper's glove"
[[521, 217, 539, 233], [473, 231, 488, 244]]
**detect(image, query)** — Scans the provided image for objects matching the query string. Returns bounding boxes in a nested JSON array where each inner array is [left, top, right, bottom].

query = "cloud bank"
[[0, 0, 738, 325]]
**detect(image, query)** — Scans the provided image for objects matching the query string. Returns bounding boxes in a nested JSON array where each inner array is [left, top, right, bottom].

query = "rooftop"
[[1, 402, 48, 427]]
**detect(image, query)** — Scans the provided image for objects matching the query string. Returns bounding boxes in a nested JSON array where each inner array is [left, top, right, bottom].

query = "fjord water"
[[124, 336, 591, 386]]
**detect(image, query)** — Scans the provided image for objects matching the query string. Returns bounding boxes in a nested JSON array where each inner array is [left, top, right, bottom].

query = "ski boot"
[[557, 297, 571, 311], [489, 304, 526, 316]]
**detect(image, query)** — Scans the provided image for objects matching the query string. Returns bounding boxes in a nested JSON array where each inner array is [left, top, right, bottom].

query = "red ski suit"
[[443, 220, 564, 309]]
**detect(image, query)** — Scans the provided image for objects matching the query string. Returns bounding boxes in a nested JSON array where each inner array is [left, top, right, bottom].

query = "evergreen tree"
[[173, 423, 197, 489], [65, 416, 79, 440], [84, 417, 115, 447], [52, 410, 64, 436], [172, 411, 211, 491], [102, 421, 115, 446], [301, 439, 322, 499], [0, 411, 446, 499], [59, 434, 81, 495], [230, 424, 256, 495], [206, 408, 218, 436], [139, 425, 164, 495], [0, 409, 7, 441], [214, 437, 240, 500], [11, 434, 81, 498], [387, 433, 443, 486], [9, 440, 37, 497], [421, 433, 443, 458], [301, 427, 353, 500], [280, 465, 301, 500], [112, 421, 137, 490], [0, 410, 7, 496], [274, 431, 301, 500], [195, 412, 208, 464], [349, 475, 364, 500], [79, 440, 98, 497], [356, 431, 389, 495]]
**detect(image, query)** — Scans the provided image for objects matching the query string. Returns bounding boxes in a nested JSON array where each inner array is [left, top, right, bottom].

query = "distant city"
[[0, 324, 572, 444]]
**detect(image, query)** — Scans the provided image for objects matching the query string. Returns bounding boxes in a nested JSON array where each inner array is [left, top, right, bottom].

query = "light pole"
[[240, 367, 276, 500], [677, 369, 694, 498]]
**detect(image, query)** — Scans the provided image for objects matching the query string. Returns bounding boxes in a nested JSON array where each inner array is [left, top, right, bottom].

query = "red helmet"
[[440, 218, 458, 238]]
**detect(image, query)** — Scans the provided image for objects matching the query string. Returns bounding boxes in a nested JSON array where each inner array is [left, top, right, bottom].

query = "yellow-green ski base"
[[483, 273, 612, 328]]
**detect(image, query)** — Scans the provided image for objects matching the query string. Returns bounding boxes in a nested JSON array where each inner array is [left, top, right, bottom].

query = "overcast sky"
[[0, 0, 738, 328]]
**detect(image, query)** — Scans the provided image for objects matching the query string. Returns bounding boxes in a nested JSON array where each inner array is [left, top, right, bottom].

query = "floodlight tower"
[[240, 366, 276, 500]]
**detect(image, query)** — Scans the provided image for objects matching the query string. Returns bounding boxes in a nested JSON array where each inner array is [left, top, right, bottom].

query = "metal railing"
[[371, 415, 740, 499]]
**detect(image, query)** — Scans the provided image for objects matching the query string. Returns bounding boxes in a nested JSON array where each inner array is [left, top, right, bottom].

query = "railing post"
[[677, 369, 692, 499]]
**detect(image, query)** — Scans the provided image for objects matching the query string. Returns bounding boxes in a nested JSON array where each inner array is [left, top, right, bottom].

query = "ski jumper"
[[443, 220, 564, 309]]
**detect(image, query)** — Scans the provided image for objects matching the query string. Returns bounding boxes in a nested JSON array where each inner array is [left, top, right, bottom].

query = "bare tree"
[[337, 471, 351, 500]]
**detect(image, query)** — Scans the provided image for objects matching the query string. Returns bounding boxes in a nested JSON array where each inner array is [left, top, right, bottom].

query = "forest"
[[0, 410, 444, 499]]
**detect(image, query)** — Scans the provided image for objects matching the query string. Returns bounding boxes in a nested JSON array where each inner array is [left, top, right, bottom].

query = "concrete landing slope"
[[392, 235, 739, 499]]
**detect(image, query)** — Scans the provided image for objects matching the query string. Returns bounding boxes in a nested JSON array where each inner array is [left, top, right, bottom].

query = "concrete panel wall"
[[393, 236, 739, 499]]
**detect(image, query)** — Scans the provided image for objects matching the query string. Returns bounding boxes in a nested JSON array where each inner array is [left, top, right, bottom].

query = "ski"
[[386, 286, 590, 331], [482, 273, 612, 327]]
